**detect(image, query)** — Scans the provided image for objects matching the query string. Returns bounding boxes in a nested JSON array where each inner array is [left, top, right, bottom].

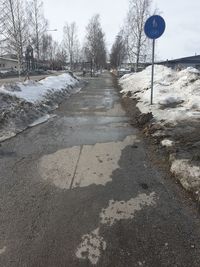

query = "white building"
[[0, 57, 18, 71]]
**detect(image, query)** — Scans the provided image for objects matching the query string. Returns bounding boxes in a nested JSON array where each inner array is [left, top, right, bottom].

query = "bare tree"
[[1, 0, 29, 75], [124, 0, 152, 71], [40, 33, 53, 61], [110, 31, 126, 69], [63, 22, 79, 70], [0, 0, 7, 46], [28, 0, 48, 61], [83, 14, 107, 74], [54, 45, 67, 70]]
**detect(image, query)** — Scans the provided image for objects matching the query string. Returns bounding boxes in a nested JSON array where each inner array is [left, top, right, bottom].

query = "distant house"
[[0, 57, 18, 71], [157, 55, 200, 70]]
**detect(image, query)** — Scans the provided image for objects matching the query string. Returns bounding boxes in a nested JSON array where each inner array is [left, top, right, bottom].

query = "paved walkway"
[[0, 72, 200, 266]]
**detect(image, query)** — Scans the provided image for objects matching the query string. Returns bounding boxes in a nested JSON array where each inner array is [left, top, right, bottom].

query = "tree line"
[[0, 0, 154, 73], [110, 0, 154, 72], [0, 0, 107, 73]]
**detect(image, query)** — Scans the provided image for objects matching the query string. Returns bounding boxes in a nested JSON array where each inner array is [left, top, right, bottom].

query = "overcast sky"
[[43, 0, 200, 60]]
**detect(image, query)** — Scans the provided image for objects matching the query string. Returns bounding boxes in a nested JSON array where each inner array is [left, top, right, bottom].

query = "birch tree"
[[83, 14, 107, 73], [40, 33, 53, 61], [28, 0, 48, 61], [110, 31, 126, 68], [124, 0, 151, 71], [1, 0, 29, 74], [63, 22, 78, 70]]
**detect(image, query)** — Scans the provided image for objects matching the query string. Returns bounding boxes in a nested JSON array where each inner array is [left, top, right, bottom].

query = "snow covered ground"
[[120, 65, 200, 196], [120, 65, 200, 123], [0, 73, 81, 142]]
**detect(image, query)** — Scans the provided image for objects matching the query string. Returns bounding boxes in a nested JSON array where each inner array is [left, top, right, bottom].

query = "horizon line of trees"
[[0, 0, 156, 74], [110, 0, 156, 72], [0, 0, 107, 74]]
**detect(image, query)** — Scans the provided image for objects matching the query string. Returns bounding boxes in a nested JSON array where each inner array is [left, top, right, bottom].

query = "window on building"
[[3, 64, 5, 67]]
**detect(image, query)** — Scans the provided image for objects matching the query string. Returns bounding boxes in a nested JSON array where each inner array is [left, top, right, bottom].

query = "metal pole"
[[151, 39, 155, 105]]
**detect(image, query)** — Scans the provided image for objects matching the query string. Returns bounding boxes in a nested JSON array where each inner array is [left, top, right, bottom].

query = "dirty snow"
[[161, 139, 174, 147], [76, 192, 157, 265], [120, 65, 200, 194], [0, 73, 81, 142], [171, 159, 200, 191], [120, 65, 200, 123], [0, 73, 78, 103]]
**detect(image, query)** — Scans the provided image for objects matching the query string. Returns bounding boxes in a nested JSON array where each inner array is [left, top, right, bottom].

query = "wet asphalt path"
[[0, 72, 200, 266]]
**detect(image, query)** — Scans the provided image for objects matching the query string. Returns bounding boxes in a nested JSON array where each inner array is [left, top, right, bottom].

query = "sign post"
[[144, 15, 166, 105], [151, 39, 155, 105]]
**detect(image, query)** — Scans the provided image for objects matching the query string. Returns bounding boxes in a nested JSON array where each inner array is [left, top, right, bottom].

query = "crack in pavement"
[[70, 145, 83, 190]]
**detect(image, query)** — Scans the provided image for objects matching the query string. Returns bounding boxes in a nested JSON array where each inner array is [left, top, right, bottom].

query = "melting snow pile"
[[120, 65, 200, 123], [0, 73, 80, 141], [120, 65, 200, 195], [0, 73, 79, 103]]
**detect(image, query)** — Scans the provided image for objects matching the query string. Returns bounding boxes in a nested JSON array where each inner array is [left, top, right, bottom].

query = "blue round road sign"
[[144, 15, 166, 39]]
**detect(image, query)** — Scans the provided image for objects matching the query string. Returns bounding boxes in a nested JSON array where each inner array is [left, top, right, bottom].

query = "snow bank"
[[120, 65, 200, 123], [0, 73, 81, 142], [0, 73, 78, 103], [120, 65, 200, 195]]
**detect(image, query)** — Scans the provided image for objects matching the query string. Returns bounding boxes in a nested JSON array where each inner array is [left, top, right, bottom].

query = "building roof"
[[157, 55, 200, 65], [0, 57, 18, 63]]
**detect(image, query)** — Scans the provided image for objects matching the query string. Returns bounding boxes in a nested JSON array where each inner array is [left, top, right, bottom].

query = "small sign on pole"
[[144, 15, 166, 105]]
